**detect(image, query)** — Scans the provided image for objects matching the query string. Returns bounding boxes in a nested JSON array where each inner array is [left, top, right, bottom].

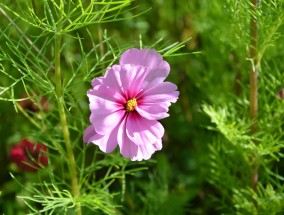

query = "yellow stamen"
[[126, 98, 137, 112]]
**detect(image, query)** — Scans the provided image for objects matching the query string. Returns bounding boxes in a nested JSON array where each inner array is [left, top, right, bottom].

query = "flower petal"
[[84, 125, 119, 153], [120, 64, 149, 99], [138, 82, 179, 105], [153, 139, 163, 151], [135, 104, 169, 120], [86, 125, 119, 153], [140, 82, 178, 97], [120, 48, 170, 88], [88, 93, 124, 117], [117, 116, 159, 161], [126, 113, 164, 145], [136, 84, 179, 120], [83, 125, 97, 144], [100, 65, 124, 95], [135, 144, 156, 161], [103, 64, 149, 99], [129, 82, 178, 120], [124, 141, 162, 161], [91, 77, 104, 87], [132, 139, 163, 161], [90, 110, 125, 135], [88, 82, 126, 104], [117, 116, 139, 160], [142, 91, 179, 104]]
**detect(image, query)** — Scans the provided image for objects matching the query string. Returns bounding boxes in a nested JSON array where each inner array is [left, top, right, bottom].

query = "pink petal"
[[100, 65, 124, 95], [126, 113, 164, 145], [90, 110, 125, 135], [140, 82, 178, 97], [117, 116, 159, 161], [83, 125, 97, 144], [120, 64, 149, 99], [117, 116, 139, 160], [88, 94, 124, 116], [135, 144, 156, 161], [142, 91, 179, 104], [120, 139, 140, 161], [103, 64, 149, 99], [153, 139, 162, 151], [135, 82, 179, 120], [91, 77, 104, 87], [119, 48, 170, 88], [129, 142, 162, 161], [133, 139, 163, 161], [88, 83, 125, 104], [135, 104, 169, 120], [88, 125, 119, 153]]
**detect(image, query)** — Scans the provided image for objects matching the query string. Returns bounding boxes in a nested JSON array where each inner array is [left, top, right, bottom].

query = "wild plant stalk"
[[54, 3, 81, 215], [249, 0, 258, 134], [249, 0, 259, 192]]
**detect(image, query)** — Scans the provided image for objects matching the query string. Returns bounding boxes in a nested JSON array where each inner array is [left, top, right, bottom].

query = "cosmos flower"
[[84, 48, 179, 161], [10, 138, 48, 172]]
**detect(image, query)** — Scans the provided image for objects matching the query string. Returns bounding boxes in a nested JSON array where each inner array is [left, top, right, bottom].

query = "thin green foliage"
[[0, 0, 150, 33], [0, 1, 191, 214], [198, 0, 284, 213]]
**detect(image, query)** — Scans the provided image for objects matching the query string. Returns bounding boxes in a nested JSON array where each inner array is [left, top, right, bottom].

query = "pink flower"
[[10, 138, 48, 172], [84, 48, 179, 161]]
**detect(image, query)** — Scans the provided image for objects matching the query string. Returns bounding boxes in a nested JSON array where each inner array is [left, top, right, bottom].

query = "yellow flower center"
[[126, 98, 137, 112]]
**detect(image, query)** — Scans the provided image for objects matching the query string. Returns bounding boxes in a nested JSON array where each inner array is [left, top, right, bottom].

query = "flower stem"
[[54, 8, 81, 215], [16, 102, 41, 129], [249, 0, 258, 133], [249, 0, 259, 193]]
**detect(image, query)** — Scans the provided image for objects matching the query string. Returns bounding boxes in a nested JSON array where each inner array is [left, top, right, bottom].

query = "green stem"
[[31, 0, 37, 16], [16, 102, 41, 129], [249, 0, 259, 193], [54, 15, 81, 215], [249, 0, 258, 134]]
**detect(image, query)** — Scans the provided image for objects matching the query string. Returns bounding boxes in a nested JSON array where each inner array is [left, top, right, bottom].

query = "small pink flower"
[[84, 48, 179, 161], [10, 138, 48, 172]]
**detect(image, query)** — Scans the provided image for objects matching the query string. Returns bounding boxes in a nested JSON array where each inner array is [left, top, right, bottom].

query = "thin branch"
[[54, 2, 81, 214], [249, 0, 258, 134], [0, 7, 54, 71], [249, 0, 259, 193]]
